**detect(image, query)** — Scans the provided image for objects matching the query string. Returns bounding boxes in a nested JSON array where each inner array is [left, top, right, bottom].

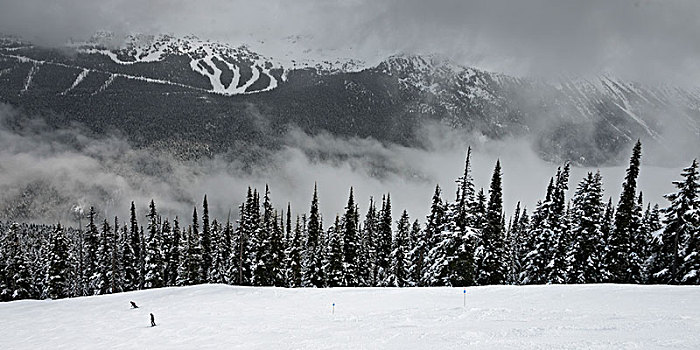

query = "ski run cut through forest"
[[1, 284, 699, 349]]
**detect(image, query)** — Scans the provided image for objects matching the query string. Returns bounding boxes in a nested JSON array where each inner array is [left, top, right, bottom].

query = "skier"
[[150, 313, 156, 327], [130, 301, 139, 309]]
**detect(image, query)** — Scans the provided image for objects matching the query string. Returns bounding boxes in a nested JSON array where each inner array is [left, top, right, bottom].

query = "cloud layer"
[[0, 104, 683, 229]]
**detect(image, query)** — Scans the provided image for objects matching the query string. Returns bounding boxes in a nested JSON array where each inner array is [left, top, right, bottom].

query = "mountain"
[[1, 34, 698, 166]]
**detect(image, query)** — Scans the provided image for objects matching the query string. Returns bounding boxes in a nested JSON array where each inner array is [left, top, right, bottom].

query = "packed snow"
[[1, 284, 698, 349]]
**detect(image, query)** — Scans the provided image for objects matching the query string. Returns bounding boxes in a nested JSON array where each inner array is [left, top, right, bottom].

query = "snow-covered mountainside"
[[0, 33, 698, 166], [1, 284, 699, 349], [75, 33, 284, 95]]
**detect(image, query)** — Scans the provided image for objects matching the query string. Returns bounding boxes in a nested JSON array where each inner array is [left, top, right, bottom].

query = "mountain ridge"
[[0, 33, 698, 167]]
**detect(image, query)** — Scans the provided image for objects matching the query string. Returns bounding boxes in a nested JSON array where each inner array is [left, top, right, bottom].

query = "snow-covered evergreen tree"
[[652, 159, 699, 284], [376, 194, 393, 286], [177, 208, 203, 286], [1, 223, 32, 300], [523, 179, 556, 284], [83, 207, 100, 295], [284, 215, 304, 287], [629, 192, 651, 283], [251, 186, 273, 286], [360, 198, 379, 286], [123, 201, 140, 291], [472, 188, 488, 230], [422, 185, 447, 286], [388, 210, 411, 287], [569, 171, 605, 283], [144, 200, 165, 289], [208, 220, 228, 284], [166, 217, 181, 286], [270, 211, 286, 286], [607, 140, 642, 283], [547, 164, 572, 284], [302, 184, 325, 287], [160, 219, 173, 286], [407, 219, 424, 286], [323, 215, 344, 287], [341, 188, 361, 286], [95, 219, 113, 294], [476, 160, 506, 285], [507, 203, 530, 285], [44, 224, 70, 299], [455, 147, 476, 230]]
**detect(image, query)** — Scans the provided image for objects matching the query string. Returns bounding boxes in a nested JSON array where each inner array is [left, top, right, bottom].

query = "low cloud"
[[0, 104, 686, 228]]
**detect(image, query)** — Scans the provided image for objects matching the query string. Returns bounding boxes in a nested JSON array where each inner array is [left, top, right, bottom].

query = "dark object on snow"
[[150, 313, 156, 327], [130, 301, 139, 309]]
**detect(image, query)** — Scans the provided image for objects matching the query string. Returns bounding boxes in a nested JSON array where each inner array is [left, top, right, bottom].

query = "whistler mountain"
[[0, 33, 699, 166]]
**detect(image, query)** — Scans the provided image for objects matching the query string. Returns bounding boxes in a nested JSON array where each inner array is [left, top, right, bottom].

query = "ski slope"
[[1, 284, 699, 349]]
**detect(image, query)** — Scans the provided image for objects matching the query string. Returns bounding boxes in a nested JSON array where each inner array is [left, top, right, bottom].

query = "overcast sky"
[[1, 0, 699, 85]]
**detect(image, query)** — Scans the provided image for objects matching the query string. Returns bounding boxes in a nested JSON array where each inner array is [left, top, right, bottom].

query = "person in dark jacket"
[[150, 313, 156, 327], [130, 301, 139, 309]]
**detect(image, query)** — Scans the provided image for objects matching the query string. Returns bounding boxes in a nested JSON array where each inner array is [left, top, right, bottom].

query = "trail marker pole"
[[463, 289, 466, 308], [332, 303, 335, 314]]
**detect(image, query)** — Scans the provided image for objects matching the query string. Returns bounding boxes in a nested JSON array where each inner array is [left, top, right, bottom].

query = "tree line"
[[1, 141, 699, 301]]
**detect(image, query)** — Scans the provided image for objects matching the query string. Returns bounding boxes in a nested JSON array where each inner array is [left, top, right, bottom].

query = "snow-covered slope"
[[77, 33, 284, 95], [1, 284, 699, 349]]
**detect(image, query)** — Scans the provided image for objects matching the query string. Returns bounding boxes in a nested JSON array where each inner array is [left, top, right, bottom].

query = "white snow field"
[[1, 284, 699, 349]]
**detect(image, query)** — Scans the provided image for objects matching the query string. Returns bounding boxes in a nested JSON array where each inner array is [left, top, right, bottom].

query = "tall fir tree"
[[506, 202, 530, 284], [607, 140, 642, 283], [160, 219, 173, 286], [144, 200, 165, 289], [84, 207, 100, 295], [407, 219, 424, 286], [285, 215, 304, 287], [302, 184, 325, 287], [201, 195, 212, 281], [342, 188, 361, 286], [251, 186, 274, 286], [476, 160, 506, 285], [456, 147, 476, 230], [377, 194, 393, 286], [548, 164, 572, 283], [387, 210, 411, 287], [95, 219, 113, 294], [423, 185, 447, 286], [166, 217, 181, 286], [569, 172, 606, 283], [270, 211, 286, 286], [208, 220, 228, 284], [629, 192, 651, 283], [522, 178, 556, 284], [652, 159, 699, 284], [44, 224, 70, 299], [122, 202, 140, 291], [324, 215, 344, 287], [360, 198, 379, 286]]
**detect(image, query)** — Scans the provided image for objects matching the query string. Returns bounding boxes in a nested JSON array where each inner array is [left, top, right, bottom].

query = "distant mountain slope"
[[1, 34, 698, 166]]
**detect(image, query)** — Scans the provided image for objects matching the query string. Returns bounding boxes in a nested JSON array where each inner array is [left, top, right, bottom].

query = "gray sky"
[[1, 0, 699, 85]]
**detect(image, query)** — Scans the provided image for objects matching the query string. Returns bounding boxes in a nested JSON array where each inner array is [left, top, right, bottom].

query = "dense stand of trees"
[[1, 141, 699, 301]]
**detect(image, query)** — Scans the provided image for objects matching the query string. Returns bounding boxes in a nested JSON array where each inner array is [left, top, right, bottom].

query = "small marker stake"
[[332, 303, 335, 314], [463, 289, 466, 308]]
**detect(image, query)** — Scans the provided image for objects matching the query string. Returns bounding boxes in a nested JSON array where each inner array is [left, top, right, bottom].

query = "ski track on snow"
[[61, 69, 90, 95]]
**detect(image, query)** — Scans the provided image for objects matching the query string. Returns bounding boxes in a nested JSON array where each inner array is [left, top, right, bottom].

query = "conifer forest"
[[1, 140, 699, 302]]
